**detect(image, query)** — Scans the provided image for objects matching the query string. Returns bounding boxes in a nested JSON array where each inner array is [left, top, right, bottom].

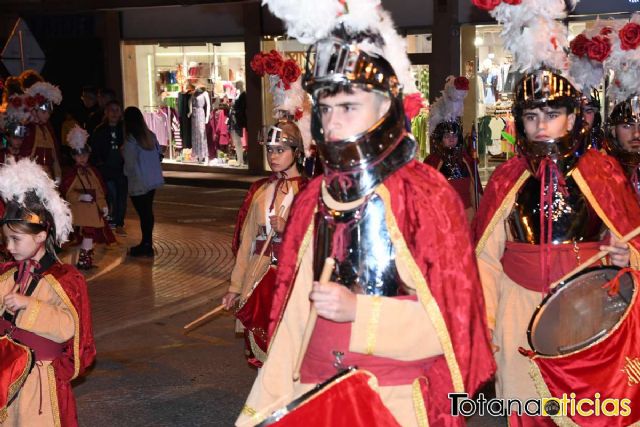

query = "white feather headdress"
[[263, 0, 418, 94], [66, 125, 89, 151], [604, 13, 640, 102], [0, 158, 73, 245], [25, 81, 63, 105], [475, 0, 579, 74], [429, 76, 469, 132], [567, 20, 612, 94], [273, 78, 314, 156]]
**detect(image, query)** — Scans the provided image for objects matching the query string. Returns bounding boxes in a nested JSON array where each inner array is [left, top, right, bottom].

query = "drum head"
[[528, 266, 635, 356]]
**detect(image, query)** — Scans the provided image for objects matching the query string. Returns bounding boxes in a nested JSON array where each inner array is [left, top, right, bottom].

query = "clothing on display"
[[190, 88, 211, 162]]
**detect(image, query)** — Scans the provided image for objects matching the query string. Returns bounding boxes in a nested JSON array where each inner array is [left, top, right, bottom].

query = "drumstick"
[[247, 205, 287, 280], [183, 304, 226, 331], [550, 225, 640, 289], [293, 257, 336, 382]]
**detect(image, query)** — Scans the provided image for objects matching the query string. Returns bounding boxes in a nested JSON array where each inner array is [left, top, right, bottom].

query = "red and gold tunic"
[[237, 160, 495, 427]]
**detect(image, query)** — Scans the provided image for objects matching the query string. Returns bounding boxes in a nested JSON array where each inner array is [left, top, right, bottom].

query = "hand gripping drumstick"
[[550, 225, 640, 290], [293, 257, 336, 381], [183, 207, 288, 332], [248, 205, 287, 280]]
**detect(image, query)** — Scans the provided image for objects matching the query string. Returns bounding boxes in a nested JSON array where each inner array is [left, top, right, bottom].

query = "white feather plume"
[[25, 82, 63, 105], [485, 0, 578, 74], [0, 158, 72, 245], [263, 0, 418, 94], [428, 76, 468, 132], [66, 125, 89, 151], [261, 0, 344, 44]]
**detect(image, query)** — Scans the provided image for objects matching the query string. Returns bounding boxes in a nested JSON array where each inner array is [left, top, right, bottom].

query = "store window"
[[121, 42, 247, 168]]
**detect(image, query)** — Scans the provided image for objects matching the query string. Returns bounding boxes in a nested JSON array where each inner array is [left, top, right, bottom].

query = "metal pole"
[[18, 29, 25, 72]]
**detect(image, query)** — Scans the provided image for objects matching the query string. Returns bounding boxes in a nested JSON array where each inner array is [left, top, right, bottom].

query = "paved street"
[[75, 185, 256, 426], [73, 183, 503, 427]]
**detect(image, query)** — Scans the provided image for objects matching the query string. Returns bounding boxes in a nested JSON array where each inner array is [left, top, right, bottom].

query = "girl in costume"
[[60, 126, 115, 270], [0, 158, 96, 426]]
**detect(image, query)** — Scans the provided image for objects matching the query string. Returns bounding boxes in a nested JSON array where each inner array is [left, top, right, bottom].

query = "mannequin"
[[230, 81, 246, 166], [189, 85, 211, 163]]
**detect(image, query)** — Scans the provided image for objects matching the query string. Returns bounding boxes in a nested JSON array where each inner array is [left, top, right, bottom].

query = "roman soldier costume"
[[229, 71, 309, 368], [0, 94, 31, 164], [237, 1, 495, 426], [22, 82, 63, 183], [605, 96, 640, 197], [424, 76, 481, 221], [472, 3, 640, 426], [0, 158, 95, 427]]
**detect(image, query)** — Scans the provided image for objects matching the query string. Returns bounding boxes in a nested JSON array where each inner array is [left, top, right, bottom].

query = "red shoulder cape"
[[472, 151, 640, 252], [268, 161, 495, 425], [232, 176, 308, 257], [0, 262, 96, 427]]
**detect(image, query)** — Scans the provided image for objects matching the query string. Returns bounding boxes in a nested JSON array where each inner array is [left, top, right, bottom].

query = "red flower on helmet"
[[587, 36, 612, 62], [250, 52, 267, 76], [502, 0, 522, 4], [264, 50, 284, 76], [472, 0, 501, 11], [619, 22, 640, 51], [454, 76, 470, 91], [281, 59, 301, 86], [600, 27, 613, 36], [570, 34, 590, 58], [34, 94, 46, 106]]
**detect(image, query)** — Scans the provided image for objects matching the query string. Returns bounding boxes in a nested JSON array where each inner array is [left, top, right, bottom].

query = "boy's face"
[[2, 224, 46, 262], [582, 106, 598, 129], [522, 106, 576, 142], [106, 104, 122, 125], [74, 153, 90, 166], [612, 122, 640, 153], [317, 88, 390, 142]]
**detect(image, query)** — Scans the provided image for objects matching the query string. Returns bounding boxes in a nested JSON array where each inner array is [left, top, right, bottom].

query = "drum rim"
[[255, 368, 374, 426], [526, 265, 637, 358]]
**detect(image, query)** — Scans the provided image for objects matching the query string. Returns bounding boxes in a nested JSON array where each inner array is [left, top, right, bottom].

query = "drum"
[[255, 369, 400, 427], [235, 265, 278, 366], [528, 266, 635, 356]]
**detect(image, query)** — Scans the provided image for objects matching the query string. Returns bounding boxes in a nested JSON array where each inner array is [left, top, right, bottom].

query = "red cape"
[[0, 262, 96, 427], [267, 160, 496, 425], [473, 150, 640, 253], [231, 175, 308, 257]]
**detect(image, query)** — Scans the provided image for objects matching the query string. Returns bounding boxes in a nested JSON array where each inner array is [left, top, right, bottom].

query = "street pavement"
[[72, 183, 503, 427]]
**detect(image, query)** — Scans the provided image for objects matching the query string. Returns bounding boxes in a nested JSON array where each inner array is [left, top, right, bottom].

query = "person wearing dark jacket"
[[89, 100, 127, 235]]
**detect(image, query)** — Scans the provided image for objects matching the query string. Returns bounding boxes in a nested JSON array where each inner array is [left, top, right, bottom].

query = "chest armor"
[[507, 174, 604, 244], [313, 193, 402, 296], [440, 157, 470, 181]]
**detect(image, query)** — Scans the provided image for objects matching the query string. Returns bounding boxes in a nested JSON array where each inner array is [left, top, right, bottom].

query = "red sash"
[[501, 241, 604, 292], [0, 318, 64, 361], [300, 296, 437, 387]]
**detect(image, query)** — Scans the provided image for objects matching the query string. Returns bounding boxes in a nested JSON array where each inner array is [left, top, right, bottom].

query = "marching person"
[[471, 3, 640, 425], [237, 2, 495, 426], [223, 119, 307, 367], [60, 126, 115, 270], [604, 95, 640, 198], [0, 158, 96, 427], [581, 90, 605, 151], [424, 76, 481, 221], [0, 94, 31, 164], [22, 82, 63, 184]]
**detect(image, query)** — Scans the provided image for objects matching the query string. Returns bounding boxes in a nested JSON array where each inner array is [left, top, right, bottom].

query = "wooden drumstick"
[[293, 257, 336, 381], [247, 205, 287, 280], [183, 304, 226, 331], [550, 225, 640, 289]]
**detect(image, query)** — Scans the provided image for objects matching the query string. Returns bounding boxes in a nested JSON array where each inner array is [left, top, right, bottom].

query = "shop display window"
[[121, 42, 247, 168]]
